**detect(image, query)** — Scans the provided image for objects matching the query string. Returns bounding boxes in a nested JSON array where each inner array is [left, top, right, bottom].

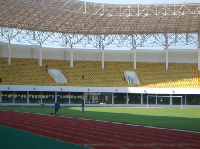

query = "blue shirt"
[[54, 102, 60, 109]]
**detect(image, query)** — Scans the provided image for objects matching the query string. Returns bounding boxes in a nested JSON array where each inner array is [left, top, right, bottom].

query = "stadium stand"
[[1, 57, 199, 88], [1, 0, 200, 106]]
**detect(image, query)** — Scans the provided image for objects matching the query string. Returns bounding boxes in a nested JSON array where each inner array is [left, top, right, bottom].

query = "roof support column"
[[165, 49, 168, 70], [102, 51, 104, 69], [198, 49, 200, 70], [198, 27, 200, 70], [8, 44, 11, 66], [198, 26, 200, 48], [70, 50, 73, 67], [164, 33, 169, 49], [38, 45, 42, 67], [0, 91, 2, 103]]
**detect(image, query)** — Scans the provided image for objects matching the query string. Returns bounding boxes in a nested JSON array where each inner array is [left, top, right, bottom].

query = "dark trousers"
[[55, 108, 58, 114]]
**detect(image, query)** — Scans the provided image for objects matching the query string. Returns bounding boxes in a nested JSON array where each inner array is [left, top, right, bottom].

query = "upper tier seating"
[[0, 58, 199, 88]]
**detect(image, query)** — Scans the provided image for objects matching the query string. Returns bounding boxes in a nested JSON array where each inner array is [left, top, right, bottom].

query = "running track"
[[0, 110, 200, 149]]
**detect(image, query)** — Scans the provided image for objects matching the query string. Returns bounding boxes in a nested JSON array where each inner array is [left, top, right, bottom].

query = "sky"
[[78, 0, 200, 5]]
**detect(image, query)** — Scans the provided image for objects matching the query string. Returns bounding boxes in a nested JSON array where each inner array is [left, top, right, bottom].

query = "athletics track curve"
[[0, 110, 200, 149]]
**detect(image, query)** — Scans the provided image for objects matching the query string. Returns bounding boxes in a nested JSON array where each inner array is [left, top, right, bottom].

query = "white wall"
[[0, 45, 8, 57], [168, 51, 197, 63], [11, 46, 33, 58], [43, 49, 65, 60], [73, 50, 100, 61], [137, 51, 166, 62], [104, 51, 134, 62]]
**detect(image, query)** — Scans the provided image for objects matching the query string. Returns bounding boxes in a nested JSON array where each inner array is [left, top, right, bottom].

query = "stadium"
[[1, 0, 200, 107], [0, 0, 200, 148]]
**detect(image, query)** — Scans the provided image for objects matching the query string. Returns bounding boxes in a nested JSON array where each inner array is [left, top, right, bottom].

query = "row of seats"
[[168, 63, 198, 88], [137, 62, 199, 88], [0, 58, 65, 86], [137, 62, 171, 87], [1, 58, 200, 88]]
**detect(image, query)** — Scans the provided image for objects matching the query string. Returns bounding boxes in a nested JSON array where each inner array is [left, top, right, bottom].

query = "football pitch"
[[1, 106, 200, 132]]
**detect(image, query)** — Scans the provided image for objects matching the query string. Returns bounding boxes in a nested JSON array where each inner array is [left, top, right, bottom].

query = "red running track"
[[0, 110, 200, 149]]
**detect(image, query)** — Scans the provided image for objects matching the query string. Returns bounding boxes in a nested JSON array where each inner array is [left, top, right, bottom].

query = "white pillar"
[[126, 93, 129, 104], [55, 92, 57, 102], [70, 50, 73, 67], [134, 50, 136, 69], [102, 51, 104, 69], [141, 94, 143, 105], [0, 91, 2, 103], [69, 92, 71, 104], [198, 28, 200, 70], [8, 44, 11, 66], [41, 92, 43, 104], [27, 91, 29, 104], [155, 94, 157, 105], [165, 49, 168, 70], [13, 91, 15, 104], [198, 48, 200, 70], [83, 92, 86, 105], [170, 94, 172, 105], [198, 28, 200, 49], [112, 93, 114, 104], [38, 46, 42, 67]]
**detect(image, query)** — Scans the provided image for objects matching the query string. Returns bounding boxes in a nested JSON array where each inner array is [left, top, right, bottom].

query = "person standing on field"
[[54, 100, 60, 115], [82, 100, 84, 113]]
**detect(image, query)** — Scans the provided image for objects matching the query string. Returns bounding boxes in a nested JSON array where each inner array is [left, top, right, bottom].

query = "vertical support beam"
[[8, 44, 11, 66], [27, 91, 29, 104], [112, 93, 114, 104], [141, 93, 143, 105], [126, 93, 129, 104], [131, 35, 136, 50], [164, 33, 168, 49], [38, 45, 42, 67], [155, 94, 157, 105], [13, 91, 15, 104], [0, 91, 2, 104], [170, 94, 172, 105], [40, 92, 43, 104], [134, 49, 136, 69], [69, 92, 71, 104], [102, 51, 104, 69], [70, 50, 73, 67], [83, 92, 86, 105], [198, 48, 200, 70], [198, 27, 200, 70], [55, 92, 57, 103], [165, 49, 168, 70], [198, 27, 200, 49]]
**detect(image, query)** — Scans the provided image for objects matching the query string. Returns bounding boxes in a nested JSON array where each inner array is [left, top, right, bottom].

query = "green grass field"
[[1, 106, 200, 132]]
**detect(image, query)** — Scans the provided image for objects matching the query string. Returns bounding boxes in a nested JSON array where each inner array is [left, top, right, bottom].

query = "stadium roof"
[[1, 0, 200, 35]]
